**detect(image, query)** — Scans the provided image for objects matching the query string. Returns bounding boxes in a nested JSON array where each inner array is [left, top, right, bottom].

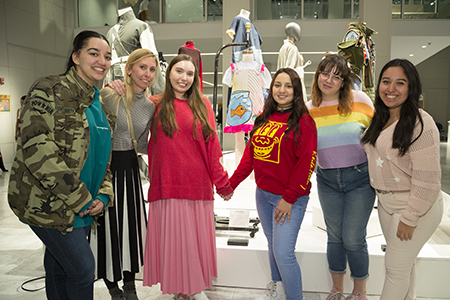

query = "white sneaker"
[[192, 291, 209, 300], [256, 281, 286, 300]]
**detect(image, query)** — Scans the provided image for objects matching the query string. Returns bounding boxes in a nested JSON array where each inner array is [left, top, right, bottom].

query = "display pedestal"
[[142, 151, 450, 298], [211, 152, 450, 298]]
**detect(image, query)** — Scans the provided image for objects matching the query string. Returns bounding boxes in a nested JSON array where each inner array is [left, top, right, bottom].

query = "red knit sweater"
[[147, 96, 233, 202], [229, 112, 317, 204]]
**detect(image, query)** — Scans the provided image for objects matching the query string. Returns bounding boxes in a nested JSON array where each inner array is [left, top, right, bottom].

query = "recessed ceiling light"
[[409, 53, 414, 56], [422, 45, 427, 48]]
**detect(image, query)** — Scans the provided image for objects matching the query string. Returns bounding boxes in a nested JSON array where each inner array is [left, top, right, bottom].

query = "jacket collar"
[[66, 67, 96, 106], [119, 8, 137, 24]]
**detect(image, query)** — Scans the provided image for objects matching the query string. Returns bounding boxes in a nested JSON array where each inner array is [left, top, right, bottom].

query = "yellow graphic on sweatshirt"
[[252, 121, 286, 163]]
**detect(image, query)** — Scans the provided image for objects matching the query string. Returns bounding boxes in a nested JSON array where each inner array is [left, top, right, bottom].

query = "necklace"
[[276, 103, 293, 112]]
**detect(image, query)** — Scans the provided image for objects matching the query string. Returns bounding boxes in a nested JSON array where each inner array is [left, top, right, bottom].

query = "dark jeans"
[[30, 225, 95, 300]]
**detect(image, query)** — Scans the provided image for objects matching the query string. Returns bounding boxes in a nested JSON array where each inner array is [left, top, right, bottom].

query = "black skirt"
[[90, 149, 147, 282]]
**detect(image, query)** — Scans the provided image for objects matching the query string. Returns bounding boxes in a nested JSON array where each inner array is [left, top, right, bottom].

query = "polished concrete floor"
[[1, 142, 449, 300]]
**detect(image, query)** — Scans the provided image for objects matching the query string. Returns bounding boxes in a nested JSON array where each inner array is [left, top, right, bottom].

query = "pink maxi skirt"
[[143, 198, 217, 295]]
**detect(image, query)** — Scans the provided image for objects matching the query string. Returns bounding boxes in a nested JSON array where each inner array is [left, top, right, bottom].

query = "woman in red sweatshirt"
[[229, 68, 317, 300]]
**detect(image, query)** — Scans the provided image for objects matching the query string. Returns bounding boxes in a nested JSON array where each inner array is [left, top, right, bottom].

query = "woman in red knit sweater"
[[142, 54, 233, 300], [229, 68, 317, 300]]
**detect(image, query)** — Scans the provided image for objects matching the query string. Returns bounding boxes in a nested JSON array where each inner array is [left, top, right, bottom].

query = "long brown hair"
[[251, 68, 310, 144], [153, 54, 214, 141], [361, 59, 423, 156], [310, 54, 353, 115]]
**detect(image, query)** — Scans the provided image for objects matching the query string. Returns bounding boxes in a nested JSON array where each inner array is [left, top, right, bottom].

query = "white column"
[[359, 0, 392, 81]]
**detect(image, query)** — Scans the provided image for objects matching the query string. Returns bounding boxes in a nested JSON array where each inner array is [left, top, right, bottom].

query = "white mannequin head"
[[242, 50, 253, 62], [118, 6, 133, 16], [285, 22, 301, 42], [239, 9, 250, 20]]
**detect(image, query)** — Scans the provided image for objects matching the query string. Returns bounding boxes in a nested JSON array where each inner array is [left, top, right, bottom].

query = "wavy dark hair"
[[310, 54, 353, 115], [153, 54, 214, 141], [65, 30, 110, 74], [361, 59, 423, 156], [251, 68, 310, 143]]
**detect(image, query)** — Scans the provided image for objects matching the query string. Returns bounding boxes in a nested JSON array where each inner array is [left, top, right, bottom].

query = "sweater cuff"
[[400, 211, 419, 228], [96, 194, 110, 213], [282, 192, 297, 204], [229, 177, 239, 190], [216, 185, 234, 197]]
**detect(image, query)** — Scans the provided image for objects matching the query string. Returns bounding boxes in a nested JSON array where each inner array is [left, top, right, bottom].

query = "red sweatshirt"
[[229, 111, 317, 204], [147, 96, 233, 202]]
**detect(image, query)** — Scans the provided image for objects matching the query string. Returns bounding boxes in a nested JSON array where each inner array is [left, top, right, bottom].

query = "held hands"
[[108, 79, 126, 95], [219, 192, 234, 201], [275, 199, 292, 225], [397, 221, 415, 241], [79, 199, 105, 218]]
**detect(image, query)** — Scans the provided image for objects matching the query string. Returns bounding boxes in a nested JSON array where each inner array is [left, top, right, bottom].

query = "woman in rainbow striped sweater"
[[306, 54, 375, 300]]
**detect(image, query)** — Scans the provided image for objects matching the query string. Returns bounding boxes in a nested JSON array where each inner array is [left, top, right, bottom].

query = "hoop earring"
[[126, 76, 133, 85]]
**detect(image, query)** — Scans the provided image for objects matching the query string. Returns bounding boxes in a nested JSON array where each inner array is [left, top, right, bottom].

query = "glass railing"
[[392, 0, 450, 19], [78, 0, 222, 27], [254, 0, 360, 20], [77, 0, 450, 27]]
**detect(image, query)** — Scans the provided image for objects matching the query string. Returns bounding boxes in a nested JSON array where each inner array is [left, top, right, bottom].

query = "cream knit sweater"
[[363, 109, 441, 227]]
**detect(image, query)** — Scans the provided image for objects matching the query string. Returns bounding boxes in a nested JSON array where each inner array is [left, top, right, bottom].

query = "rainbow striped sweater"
[[306, 90, 374, 169]]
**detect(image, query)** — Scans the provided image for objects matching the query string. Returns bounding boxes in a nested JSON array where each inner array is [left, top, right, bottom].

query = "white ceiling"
[[391, 36, 450, 65]]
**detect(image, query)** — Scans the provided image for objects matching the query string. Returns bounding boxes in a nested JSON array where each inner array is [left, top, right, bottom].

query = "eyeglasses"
[[319, 71, 343, 82]]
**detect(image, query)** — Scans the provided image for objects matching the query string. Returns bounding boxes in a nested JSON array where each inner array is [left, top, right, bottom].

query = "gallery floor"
[[1, 142, 449, 300]]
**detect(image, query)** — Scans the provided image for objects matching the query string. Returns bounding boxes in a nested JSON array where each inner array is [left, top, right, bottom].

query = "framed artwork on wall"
[[0, 95, 10, 112]]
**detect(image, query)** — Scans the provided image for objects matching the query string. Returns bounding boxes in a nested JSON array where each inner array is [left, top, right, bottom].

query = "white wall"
[[0, 0, 76, 167]]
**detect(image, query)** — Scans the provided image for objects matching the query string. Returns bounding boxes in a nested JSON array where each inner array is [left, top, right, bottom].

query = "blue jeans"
[[30, 225, 95, 300], [316, 162, 375, 280], [256, 188, 308, 300]]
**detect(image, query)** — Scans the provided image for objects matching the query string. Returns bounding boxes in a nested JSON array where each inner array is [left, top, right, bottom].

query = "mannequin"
[[223, 50, 271, 165], [339, 22, 377, 100], [239, 8, 250, 20], [241, 50, 253, 62], [103, 7, 165, 95], [277, 22, 310, 102], [285, 22, 301, 42], [178, 40, 203, 91], [225, 9, 263, 64], [226, 9, 250, 40], [139, 0, 151, 23]]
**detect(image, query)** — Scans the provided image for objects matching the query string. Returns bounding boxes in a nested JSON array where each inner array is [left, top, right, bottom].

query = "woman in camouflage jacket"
[[8, 30, 114, 300]]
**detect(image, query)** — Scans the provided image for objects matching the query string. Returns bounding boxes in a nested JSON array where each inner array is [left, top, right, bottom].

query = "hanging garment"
[[178, 41, 203, 92], [226, 16, 264, 64], [338, 22, 377, 101], [104, 8, 165, 95], [277, 39, 308, 102], [222, 61, 271, 133]]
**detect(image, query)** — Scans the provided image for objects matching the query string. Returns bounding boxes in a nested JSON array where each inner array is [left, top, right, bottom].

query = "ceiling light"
[[409, 53, 414, 57], [422, 45, 427, 48]]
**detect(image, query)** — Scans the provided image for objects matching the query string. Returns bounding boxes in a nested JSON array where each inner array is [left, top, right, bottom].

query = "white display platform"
[[210, 152, 450, 298], [142, 152, 450, 298]]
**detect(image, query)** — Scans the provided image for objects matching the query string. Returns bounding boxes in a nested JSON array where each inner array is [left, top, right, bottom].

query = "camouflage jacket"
[[8, 67, 115, 234]]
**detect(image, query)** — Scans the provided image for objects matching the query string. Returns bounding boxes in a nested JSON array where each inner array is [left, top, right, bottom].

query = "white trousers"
[[377, 191, 443, 300]]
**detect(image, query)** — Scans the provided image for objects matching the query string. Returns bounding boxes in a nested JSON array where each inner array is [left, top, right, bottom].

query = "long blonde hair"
[[153, 54, 214, 141], [124, 48, 156, 107]]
